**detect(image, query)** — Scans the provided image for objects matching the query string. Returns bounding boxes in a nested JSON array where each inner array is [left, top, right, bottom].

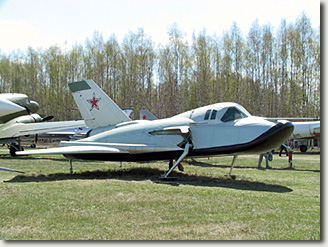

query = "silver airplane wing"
[[16, 145, 128, 155], [16, 142, 183, 156], [0, 120, 86, 140]]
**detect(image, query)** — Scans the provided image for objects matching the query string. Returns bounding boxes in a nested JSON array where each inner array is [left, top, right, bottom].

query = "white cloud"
[[0, 20, 64, 54], [0, 20, 41, 53]]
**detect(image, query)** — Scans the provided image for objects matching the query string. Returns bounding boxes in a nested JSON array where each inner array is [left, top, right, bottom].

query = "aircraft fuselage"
[[61, 103, 294, 161]]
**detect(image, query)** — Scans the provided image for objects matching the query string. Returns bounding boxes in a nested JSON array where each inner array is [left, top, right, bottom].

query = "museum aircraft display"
[[288, 121, 320, 152], [290, 121, 320, 139], [141, 110, 320, 153], [140, 110, 158, 120], [266, 116, 320, 152], [0, 93, 39, 122], [16, 80, 294, 178], [0, 93, 85, 156]]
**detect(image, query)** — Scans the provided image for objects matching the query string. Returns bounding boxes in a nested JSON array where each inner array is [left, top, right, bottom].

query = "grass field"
[[0, 146, 320, 240]]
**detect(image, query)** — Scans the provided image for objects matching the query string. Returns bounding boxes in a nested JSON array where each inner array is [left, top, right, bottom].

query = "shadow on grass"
[[185, 159, 320, 173], [4, 167, 292, 193]]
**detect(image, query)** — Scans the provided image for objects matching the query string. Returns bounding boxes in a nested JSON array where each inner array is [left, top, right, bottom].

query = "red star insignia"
[[87, 93, 101, 111], [142, 114, 147, 120]]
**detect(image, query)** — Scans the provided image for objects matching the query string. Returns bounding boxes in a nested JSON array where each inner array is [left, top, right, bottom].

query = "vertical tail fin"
[[140, 110, 158, 120], [68, 80, 131, 129]]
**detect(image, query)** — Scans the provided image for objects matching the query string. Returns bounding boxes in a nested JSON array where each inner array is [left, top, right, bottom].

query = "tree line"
[[0, 12, 320, 121]]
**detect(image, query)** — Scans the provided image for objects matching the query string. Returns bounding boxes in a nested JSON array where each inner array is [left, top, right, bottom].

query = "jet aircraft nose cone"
[[0, 98, 25, 117], [278, 121, 294, 139], [29, 101, 39, 113], [252, 120, 294, 153]]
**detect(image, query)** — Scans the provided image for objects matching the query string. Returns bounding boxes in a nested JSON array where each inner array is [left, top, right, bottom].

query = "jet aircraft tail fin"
[[140, 110, 158, 120], [68, 80, 131, 129]]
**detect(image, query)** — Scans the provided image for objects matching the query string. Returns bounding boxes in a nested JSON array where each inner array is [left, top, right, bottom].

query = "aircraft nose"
[[276, 120, 294, 140], [28, 101, 39, 113], [274, 120, 294, 144], [0, 98, 25, 117], [252, 120, 294, 153]]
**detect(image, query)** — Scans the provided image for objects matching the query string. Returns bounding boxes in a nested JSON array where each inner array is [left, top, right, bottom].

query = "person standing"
[[258, 151, 273, 169]]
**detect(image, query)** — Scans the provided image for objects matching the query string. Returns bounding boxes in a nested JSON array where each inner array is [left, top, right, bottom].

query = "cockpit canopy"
[[220, 107, 249, 122], [204, 107, 248, 122], [176, 103, 251, 123]]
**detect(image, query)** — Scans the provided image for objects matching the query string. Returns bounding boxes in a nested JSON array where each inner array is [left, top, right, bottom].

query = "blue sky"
[[0, 0, 321, 54]]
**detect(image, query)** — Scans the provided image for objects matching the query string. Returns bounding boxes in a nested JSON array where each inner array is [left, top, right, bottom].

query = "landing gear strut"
[[70, 159, 73, 174], [160, 143, 191, 179], [169, 159, 184, 171], [226, 155, 238, 179]]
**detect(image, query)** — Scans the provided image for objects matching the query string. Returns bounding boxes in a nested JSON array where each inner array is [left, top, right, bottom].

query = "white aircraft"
[[266, 116, 320, 152], [144, 112, 320, 153], [17, 80, 294, 178], [0, 93, 39, 122], [289, 121, 320, 139], [0, 96, 25, 118], [140, 110, 158, 120], [0, 93, 85, 156], [289, 121, 320, 152]]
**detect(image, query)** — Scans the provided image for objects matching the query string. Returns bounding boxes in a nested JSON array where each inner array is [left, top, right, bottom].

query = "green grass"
[[0, 147, 320, 240]]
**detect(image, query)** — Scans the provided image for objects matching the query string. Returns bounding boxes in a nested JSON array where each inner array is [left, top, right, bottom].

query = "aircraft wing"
[[59, 141, 184, 153], [16, 145, 128, 155], [0, 120, 86, 140], [265, 117, 320, 121], [17, 141, 184, 156]]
